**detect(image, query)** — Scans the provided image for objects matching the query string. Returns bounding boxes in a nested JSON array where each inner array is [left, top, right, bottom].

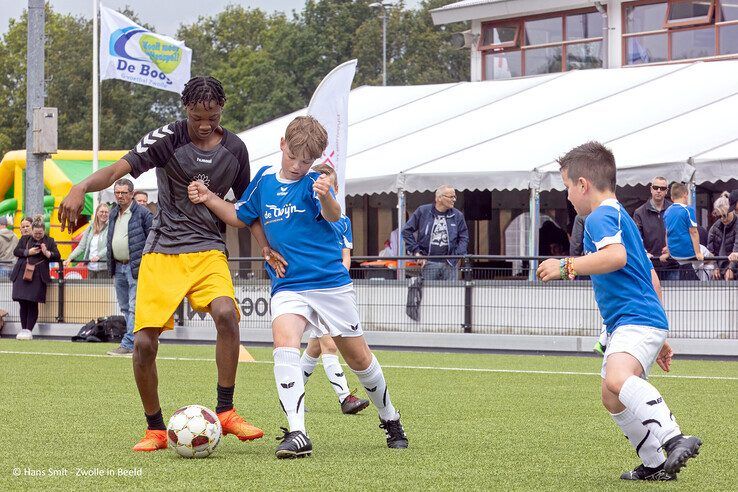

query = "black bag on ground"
[[71, 316, 126, 342]]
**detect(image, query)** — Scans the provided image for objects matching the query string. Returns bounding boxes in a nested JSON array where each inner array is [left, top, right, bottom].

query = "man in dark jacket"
[[402, 185, 469, 280], [106, 178, 153, 356], [633, 176, 676, 280]]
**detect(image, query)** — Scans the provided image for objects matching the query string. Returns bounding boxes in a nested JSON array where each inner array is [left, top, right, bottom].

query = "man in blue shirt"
[[662, 182, 702, 280], [537, 142, 701, 481], [187, 116, 407, 459]]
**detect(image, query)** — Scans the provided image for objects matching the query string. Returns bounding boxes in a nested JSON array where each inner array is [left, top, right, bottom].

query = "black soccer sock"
[[145, 409, 166, 431], [216, 384, 235, 414]]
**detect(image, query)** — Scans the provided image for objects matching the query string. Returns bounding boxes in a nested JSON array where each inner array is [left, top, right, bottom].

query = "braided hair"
[[180, 76, 226, 108]]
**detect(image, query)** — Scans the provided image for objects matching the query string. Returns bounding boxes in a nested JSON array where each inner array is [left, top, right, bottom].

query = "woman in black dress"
[[10, 215, 61, 340]]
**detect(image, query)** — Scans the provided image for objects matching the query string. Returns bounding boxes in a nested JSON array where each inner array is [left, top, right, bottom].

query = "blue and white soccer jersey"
[[235, 165, 361, 338], [583, 198, 669, 379], [664, 203, 698, 260]]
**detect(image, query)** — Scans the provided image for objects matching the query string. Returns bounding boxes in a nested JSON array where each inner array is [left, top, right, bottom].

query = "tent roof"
[[238, 60, 738, 196]]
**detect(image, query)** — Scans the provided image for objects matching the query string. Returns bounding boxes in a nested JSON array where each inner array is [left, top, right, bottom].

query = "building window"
[[665, 0, 714, 28], [623, 1, 738, 65], [481, 8, 604, 80]]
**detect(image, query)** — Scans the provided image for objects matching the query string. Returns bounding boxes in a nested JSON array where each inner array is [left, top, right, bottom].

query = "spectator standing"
[[402, 185, 469, 280], [106, 178, 153, 356], [569, 215, 586, 256], [10, 215, 61, 340], [706, 193, 735, 280], [662, 183, 702, 280], [64, 203, 111, 278], [133, 190, 148, 206], [633, 176, 676, 279], [0, 216, 19, 277]]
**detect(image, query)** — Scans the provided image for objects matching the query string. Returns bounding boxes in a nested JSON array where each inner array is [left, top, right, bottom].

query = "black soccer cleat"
[[663, 434, 702, 475], [341, 391, 370, 415], [275, 427, 312, 459], [379, 415, 408, 449], [620, 463, 676, 481]]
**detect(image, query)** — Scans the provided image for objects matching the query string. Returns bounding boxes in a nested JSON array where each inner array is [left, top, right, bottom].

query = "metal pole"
[[397, 186, 406, 280], [92, 0, 100, 211], [595, 2, 608, 69], [382, 7, 387, 86], [527, 187, 540, 281], [25, 0, 46, 218]]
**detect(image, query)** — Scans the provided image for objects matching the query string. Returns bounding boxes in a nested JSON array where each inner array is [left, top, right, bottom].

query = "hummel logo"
[[196, 157, 212, 164], [365, 386, 377, 392], [335, 372, 344, 378], [281, 382, 295, 389], [646, 397, 663, 406], [350, 324, 359, 331]]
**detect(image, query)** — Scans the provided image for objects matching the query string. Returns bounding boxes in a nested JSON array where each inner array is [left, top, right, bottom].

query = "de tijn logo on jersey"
[[263, 203, 306, 225], [109, 26, 182, 86]]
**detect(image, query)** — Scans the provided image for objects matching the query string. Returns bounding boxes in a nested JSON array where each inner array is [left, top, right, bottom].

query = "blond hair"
[[714, 192, 730, 217], [670, 182, 688, 200], [285, 116, 328, 160], [92, 203, 110, 235]]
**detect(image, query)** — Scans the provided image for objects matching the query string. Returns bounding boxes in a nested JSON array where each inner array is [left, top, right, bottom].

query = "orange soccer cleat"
[[132, 429, 168, 452], [217, 408, 264, 441]]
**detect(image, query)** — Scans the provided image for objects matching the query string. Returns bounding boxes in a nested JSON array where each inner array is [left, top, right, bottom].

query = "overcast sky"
[[1, 1, 425, 37]]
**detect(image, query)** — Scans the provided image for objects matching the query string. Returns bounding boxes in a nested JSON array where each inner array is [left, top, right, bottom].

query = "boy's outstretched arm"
[[188, 181, 245, 227], [537, 243, 627, 281], [313, 174, 341, 222], [188, 180, 288, 277]]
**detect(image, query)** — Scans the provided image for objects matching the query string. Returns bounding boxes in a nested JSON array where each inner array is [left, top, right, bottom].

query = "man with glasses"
[[634, 177, 677, 280], [402, 185, 469, 281], [106, 178, 153, 356]]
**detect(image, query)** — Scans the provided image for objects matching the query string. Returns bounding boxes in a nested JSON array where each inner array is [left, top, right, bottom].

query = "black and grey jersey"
[[123, 119, 250, 255]]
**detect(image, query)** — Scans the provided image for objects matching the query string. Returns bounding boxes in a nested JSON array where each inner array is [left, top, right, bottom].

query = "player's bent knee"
[[133, 331, 158, 361], [211, 304, 239, 330]]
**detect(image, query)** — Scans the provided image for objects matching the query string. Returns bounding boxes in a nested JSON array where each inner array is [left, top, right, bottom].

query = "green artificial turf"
[[0, 340, 736, 490]]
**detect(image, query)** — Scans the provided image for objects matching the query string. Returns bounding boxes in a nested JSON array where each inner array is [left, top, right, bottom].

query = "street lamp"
[[369, 1, 394, 86]]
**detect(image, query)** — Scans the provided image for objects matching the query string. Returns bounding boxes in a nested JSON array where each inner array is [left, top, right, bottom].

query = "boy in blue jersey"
[[299, 164, 370, 416], [661, 182, 702, 280], [187, 116, 407, 459], [537, 142, 701, 481]]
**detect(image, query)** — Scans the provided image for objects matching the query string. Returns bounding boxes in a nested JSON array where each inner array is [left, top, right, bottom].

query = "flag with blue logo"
[[99, 6, 192, 93]]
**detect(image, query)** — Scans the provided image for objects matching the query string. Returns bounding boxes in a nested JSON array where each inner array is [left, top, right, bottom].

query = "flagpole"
[[92, 0, 100, 213]]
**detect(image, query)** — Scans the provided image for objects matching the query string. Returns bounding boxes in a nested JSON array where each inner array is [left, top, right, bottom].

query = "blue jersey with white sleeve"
[[235, 165, 351, 295], [664, 203, 697, 260], [583, 198, 668, 333], [331, 215, 353, 250]]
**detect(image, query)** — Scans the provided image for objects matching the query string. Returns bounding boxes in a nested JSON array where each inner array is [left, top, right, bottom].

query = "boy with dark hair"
[[188, 115, 408, 459], [537, 141, 701, 481], [59, 76, 283, 452]]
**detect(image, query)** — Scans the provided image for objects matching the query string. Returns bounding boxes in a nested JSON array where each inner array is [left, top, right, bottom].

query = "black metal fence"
[[1, 256, 736, 340]]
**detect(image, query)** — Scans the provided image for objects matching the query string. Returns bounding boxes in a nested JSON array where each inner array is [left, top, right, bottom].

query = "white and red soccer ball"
[[167, 405, 222, 458]]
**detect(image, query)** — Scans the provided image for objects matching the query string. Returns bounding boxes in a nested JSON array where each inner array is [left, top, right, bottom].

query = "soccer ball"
[[167, 405, 222, 458]]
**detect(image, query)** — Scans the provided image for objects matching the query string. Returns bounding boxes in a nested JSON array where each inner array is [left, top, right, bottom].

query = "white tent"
[[238, 60, 738, 195]]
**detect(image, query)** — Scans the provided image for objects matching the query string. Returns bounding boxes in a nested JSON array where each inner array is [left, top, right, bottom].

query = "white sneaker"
[[16, 329, 33, 340]]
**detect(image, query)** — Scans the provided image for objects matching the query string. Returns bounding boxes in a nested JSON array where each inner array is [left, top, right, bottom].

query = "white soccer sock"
[[352, 354, 398, 421], [273, 347, 306, 433], [611, 408, 666, 468], [618, 376, 681, 445], [300, 351, 319, 385], [321, 354, 351, 403]]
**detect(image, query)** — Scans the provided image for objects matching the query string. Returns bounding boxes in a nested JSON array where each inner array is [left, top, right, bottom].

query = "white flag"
[[308, 60, 357, 213], [100, 6, 192, 94]]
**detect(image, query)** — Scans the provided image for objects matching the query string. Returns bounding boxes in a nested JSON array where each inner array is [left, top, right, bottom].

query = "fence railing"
[[1, 256, 736, 340]]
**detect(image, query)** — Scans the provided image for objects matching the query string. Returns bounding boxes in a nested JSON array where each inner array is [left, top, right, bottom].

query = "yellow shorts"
[[134, 250, 239, 332]]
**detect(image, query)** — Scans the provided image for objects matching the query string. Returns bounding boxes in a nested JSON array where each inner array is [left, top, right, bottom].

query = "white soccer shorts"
[[600, 324, 668, 379], [270, 284, 363, 339]]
